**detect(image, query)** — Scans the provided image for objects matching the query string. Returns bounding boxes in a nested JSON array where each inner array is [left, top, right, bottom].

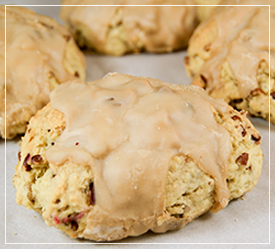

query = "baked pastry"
[[13, 73, 263, 241], [185, 0, 275, 123], [0, 6, 86, 139], [60, 0, 198, 55]]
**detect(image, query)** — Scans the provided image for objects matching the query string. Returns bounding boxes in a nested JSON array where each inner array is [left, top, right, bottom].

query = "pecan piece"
[[270, 91, 275, 99], [200, 74, 208, 88], [242, 129, 247, 137], [88, 182, 95, 205], [23, 153, 32, 171], [232, 115, 241, 121], [232, 99, 243, 104], [236, 153, 249, 166], [240, 125, 247, 137], [251, 134, 261, 144], [31, 154, 43, 164], [71, 220, 78, 231]]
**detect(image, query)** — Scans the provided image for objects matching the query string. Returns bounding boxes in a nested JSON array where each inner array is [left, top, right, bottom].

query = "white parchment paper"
[[0, 1, 274, 248]]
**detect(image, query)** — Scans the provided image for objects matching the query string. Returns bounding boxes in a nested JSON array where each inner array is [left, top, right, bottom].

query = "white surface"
[[0, 2, 274, 248]]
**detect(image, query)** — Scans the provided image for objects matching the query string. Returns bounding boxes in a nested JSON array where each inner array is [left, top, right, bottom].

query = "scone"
[[185, 0, 275, 123], [13, 73, 263, 242], [0, 6, 86, 139], [60, 0, 198, 55]]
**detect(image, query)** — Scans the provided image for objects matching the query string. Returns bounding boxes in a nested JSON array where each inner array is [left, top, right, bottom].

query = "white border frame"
[[4, 3, 271, 245]]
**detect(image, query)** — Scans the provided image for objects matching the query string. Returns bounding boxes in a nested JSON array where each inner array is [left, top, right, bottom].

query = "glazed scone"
[[13, 73, 263, 241], [60, 0, 198, 55], [0, 6, 86, 139], [185, 0, 275, 123]]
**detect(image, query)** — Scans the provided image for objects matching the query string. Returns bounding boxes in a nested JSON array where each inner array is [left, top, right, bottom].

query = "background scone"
[[0, 6, 86, 139], [60, 0, 198, 55], [13, 73, 263, 242], [185, 0, 275, 123]]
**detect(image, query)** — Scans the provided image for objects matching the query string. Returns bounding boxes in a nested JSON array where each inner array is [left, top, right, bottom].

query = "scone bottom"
[[13, 73, 263, 242]]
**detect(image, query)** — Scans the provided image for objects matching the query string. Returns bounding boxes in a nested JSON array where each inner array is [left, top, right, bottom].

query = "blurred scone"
[[185, 0, 275, 123], [60, 0, 198, 55], [13, 73, 262, 241], [0, 6, 86, 139]]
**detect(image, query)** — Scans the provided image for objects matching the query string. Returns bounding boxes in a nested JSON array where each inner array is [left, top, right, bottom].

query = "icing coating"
[[46, 73, 231, 236], [0, 6, 85, 138], [190, 0, 275, 98]]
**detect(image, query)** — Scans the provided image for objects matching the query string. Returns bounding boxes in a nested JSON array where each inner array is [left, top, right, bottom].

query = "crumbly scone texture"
[[13, 101, 262, 241], [60, 0, 198, 55], [0, 6, 86, 139], [185, 0, 275, 123]]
